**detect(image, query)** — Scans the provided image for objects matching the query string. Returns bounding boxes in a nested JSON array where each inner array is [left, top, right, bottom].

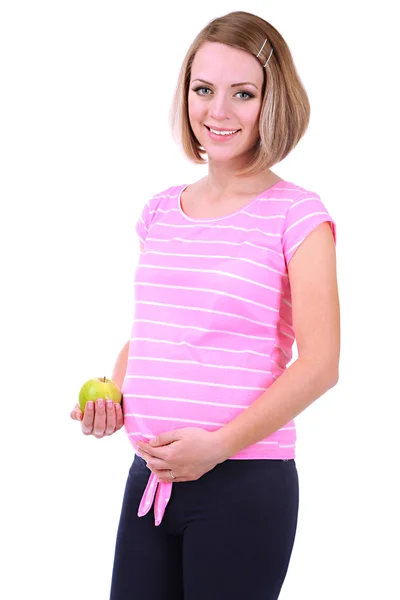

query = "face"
[[188, 41, 265, 166]]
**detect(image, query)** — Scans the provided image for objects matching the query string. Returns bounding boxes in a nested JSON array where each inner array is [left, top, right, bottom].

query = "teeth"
[[209, 128, 239, 136]]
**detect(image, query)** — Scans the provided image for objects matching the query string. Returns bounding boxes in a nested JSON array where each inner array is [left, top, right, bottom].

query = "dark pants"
[[110, 454, 299, 600]]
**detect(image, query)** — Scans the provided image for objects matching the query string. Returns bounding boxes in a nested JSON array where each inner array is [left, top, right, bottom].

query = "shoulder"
[[151, 184, 187, 200], [280, 180, 333, 225], [139, 184, 186, 211], [280, 181, 336, 264], [278, 180, 322, 205], [144, 184, 187, 210]]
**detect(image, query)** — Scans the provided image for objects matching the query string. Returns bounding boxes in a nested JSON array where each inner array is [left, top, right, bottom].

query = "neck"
[[204, 160, 279, 201]]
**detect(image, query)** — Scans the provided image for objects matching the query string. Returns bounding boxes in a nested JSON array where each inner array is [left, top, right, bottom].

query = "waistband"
[[136, 454, 294, 526]]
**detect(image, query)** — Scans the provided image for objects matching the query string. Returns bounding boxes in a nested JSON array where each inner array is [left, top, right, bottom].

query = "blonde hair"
[[169, 11, 311, 177]]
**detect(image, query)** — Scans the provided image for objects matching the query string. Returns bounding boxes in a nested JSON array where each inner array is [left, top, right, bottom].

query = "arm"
[[215, 221, 340, 459], [111, 341, 130, 390], [111, 242, 143, 389]]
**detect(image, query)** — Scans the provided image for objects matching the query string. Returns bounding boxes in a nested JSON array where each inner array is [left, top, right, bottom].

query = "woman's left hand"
[[136, 428, 227, 482]]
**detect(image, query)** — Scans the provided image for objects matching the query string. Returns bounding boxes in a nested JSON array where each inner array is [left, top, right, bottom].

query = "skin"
[[185, 41, 282, 204], [71, 42, 340, 484], [70, 399, 123, 438]]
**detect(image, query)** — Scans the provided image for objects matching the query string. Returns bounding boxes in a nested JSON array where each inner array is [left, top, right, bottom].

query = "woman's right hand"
[[70, 399, 124, 438]]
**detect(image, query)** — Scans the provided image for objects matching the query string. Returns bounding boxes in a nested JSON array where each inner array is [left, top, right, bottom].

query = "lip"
[[205, 125, 241, 142], [205, 125, 241, 132]]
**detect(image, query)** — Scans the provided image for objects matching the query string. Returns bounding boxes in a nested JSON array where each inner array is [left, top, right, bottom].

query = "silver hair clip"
[[257, 38, 274, 67]]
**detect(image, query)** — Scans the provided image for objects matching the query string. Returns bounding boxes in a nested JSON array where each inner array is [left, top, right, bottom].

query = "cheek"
[[241, 106, 262, 137], [188, 98, 204, 127]]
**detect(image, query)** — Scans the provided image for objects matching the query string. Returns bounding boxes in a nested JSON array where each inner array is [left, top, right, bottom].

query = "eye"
[[235, 91, 254, 100], [193, 86, 212, 96]]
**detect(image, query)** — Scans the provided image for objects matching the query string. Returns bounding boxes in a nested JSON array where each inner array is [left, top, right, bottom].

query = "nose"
[[209, 92, 231, 121]]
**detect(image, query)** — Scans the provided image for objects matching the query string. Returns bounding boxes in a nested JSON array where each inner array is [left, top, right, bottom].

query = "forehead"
[[191, 41, 263, 85]]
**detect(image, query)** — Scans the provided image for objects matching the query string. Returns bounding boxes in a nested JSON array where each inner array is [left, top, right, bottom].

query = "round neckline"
[[177, 180, 289, 223]]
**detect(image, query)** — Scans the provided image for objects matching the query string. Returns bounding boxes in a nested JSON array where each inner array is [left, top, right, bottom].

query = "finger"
[[154, 469, 182, 483], [93, 399, 106, 438], [105, 400, 116, 435], [115, 403, 124, 430], [149, 429, 182, 447], [138, 442, 168, 460], [143, 454, 169, 471], [81, 401, 94, 435], [70, 404, 81, 420]]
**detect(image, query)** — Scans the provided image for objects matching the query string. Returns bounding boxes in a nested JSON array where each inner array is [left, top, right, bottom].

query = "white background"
[[1, 0, 399, 598]]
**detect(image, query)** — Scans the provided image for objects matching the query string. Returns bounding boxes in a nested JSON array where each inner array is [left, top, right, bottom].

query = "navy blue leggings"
[[110, 454, 299, 600]]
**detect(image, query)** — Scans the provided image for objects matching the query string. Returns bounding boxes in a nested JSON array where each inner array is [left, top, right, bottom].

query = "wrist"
[[211, 428, 234, 463]]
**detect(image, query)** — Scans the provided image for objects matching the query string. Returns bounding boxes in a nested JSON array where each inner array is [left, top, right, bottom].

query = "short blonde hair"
[[169, 11, 311, 176]]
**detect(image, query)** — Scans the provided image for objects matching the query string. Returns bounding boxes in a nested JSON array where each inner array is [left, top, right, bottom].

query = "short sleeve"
[[135, 200, 152, 246], [282, 192, 337, 265]]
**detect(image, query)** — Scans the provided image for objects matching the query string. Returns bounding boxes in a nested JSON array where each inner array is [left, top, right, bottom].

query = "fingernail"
[[87, 401, 94, 410], [107, 400, 113, 409], [97, 399, 104, 408]]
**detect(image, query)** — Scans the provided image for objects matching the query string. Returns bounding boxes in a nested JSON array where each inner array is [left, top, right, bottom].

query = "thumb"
[[150, 430, 182, 447]]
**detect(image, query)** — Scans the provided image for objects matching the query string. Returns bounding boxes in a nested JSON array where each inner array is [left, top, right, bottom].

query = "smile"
[[204, 125, 241, 140]]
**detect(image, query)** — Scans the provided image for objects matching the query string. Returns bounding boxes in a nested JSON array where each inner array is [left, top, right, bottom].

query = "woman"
[[71, 10, 340, 600]]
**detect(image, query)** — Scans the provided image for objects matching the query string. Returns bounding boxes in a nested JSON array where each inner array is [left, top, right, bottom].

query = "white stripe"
[[271, 358, 286, 370], [133, 318, 276, 342], [127, 431, 295, 449], [125, 374, 267, 391], [144, 250, 288, 277], [146, 236, 284, 258], [128, 355, 272, 375], [134, 282, 280, 314], [151, 206, 287, 222], [126, 415, 295, 433], [286, 219, 331, 257], [286, 238, 303, 256], [290, 196, 319, 209], [278, 329, 295, 340], [131, 337, 272, 358], [283, 212, 329, 236], [241, 212, 286, 220], [138, 264, 282, 295], [149, 207, 178, 215], [151, 193, 180, 200], [149, 189, 301, 204], [280, 317, 294, 331], [275, 345, 292, 359], [136, 300, 280, 330], [123, 393, 250, 409], [256, 442, 295, 447], [126, 413, 226, 426], [156, 221, 281, 238], [255, 440, 278, 445], [138, 217, 148, 232], [127, 418, 295, 437]]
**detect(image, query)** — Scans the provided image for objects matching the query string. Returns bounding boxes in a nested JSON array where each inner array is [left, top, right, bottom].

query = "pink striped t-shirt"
[[122, 180, 336, 462]]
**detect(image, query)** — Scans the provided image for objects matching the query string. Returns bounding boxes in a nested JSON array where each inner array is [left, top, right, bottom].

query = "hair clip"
[[257, 38, 274, 67]]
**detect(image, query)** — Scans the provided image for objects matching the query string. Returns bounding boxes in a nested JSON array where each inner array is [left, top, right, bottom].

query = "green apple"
[[78, 376, 122, 412]]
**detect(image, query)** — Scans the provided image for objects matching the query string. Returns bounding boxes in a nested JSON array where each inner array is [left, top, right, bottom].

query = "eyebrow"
[[191, 78, 259, 91]]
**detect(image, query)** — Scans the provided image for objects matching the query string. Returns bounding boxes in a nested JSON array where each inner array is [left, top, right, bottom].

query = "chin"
[[206, 147, 249, 162]]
